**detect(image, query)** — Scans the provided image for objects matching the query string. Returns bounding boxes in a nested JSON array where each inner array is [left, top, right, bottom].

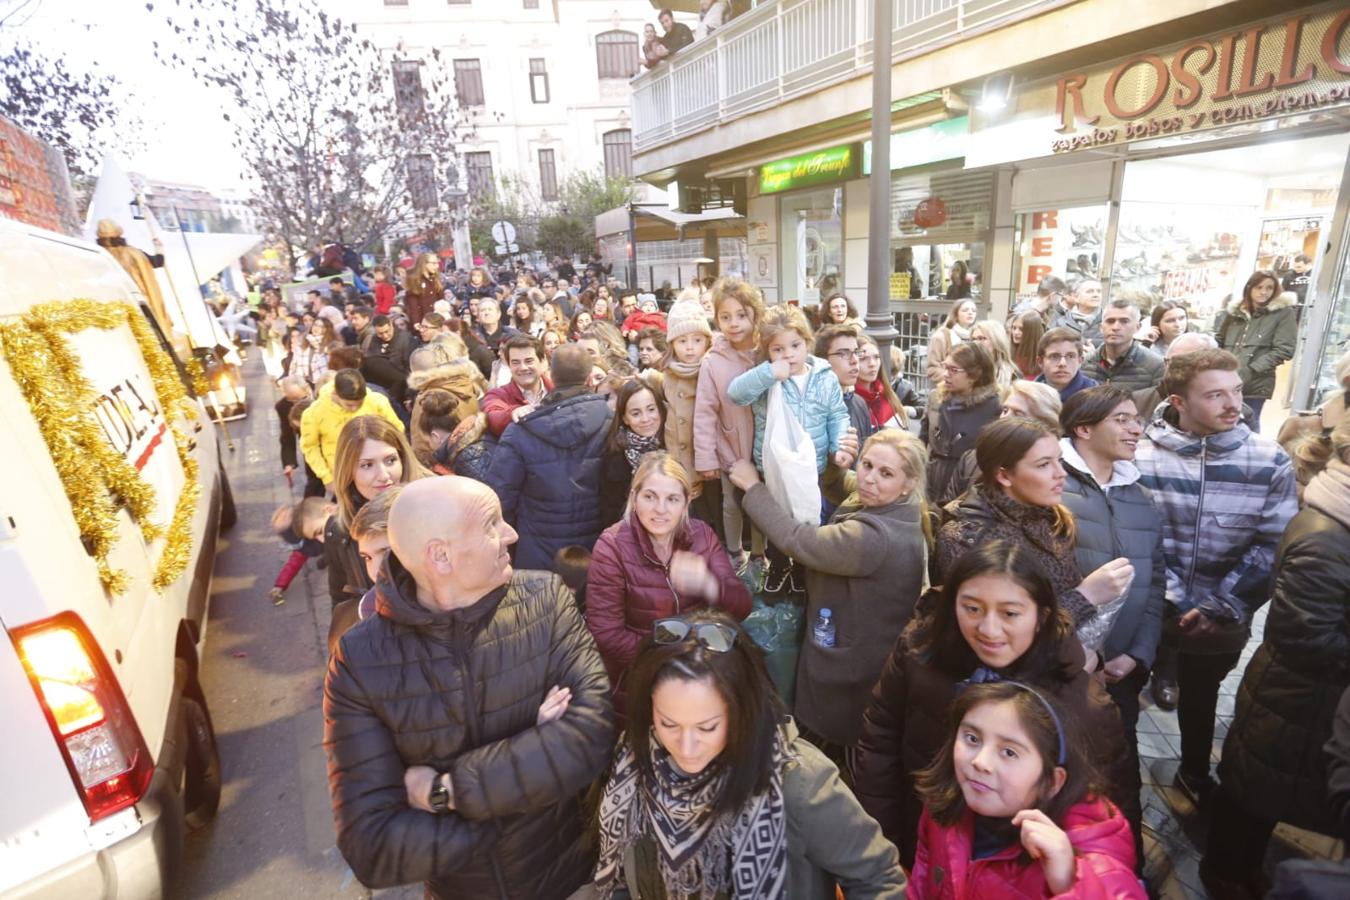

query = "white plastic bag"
[[1075, 568, 1135, 655], [762, 382, 821, 525]]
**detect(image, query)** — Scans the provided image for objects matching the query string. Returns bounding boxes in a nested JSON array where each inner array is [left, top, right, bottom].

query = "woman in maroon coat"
[[586, 452, 752, 718]]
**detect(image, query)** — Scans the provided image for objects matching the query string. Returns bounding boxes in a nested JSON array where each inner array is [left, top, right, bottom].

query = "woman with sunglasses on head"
[[852, 540, 1133, 870], [585, 453, 752, 719], [591, 610, 905, 899]]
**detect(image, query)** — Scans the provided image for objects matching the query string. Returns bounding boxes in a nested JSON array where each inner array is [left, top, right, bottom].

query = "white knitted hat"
[[665, 299, 713, 343]]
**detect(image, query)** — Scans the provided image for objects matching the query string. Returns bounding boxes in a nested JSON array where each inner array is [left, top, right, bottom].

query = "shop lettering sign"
[[1051, 7, 1350, 153], [759, 144, 858, 194], [1164, 266, 1213, 301]]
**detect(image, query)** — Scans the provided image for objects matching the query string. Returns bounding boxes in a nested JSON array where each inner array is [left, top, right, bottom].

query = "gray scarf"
[[1305, 458, 1350, 531]]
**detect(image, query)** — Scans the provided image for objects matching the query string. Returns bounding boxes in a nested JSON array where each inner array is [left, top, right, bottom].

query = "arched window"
[[596, 30, 639, 79], [603, 129, 632, 179]]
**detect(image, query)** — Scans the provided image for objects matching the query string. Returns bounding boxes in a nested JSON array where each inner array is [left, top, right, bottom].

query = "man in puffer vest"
[[324, 476, 615, 898], [1135, 349, 1296, 811]]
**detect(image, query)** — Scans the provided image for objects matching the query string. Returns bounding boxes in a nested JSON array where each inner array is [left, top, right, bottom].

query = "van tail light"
[[13, 614, 154, 821]]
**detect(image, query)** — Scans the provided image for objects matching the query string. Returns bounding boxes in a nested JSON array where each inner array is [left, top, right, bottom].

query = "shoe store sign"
[[1048, 7, 1350, 153]]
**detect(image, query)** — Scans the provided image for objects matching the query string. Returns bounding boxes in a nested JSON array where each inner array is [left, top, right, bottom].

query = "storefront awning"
[[596, 203, 745, 244], [637, 206, 742, 228]]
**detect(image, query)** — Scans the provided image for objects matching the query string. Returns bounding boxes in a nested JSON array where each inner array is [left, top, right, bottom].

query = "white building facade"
[[344, 0, 681, 204]]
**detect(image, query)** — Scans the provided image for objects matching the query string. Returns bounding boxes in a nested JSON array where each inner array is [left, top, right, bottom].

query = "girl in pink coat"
[[910, 681, 1143, 899]]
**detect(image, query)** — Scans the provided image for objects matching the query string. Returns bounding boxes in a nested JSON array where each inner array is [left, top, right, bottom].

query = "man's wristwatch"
[[428, 773, 451, 813]]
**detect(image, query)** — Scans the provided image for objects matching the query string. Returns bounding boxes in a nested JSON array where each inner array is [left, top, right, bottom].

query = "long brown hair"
[[1011, 310, 1046, 379], [1239, 269, 1281, 314], [914, 681, 1103, 827], [856, 333, 907, 428], [407, 252, 444, 296], [974, 416, 1074, 540], [332, 415, 423, 528]]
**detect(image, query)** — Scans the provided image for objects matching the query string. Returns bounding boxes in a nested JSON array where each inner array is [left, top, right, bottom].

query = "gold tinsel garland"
[[0, 299, 202, 593]]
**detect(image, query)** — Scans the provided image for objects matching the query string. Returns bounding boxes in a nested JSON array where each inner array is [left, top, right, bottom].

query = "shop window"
[[888, 168, 994, 303], [1012, 205, 1110, 306], [529, 58, 550, 104], [596, 30, 639, 80], [454, 59, 484, 107], [603, 129, 632, 179], [779, 187, 844, 306], [538, 149, 558, 201]]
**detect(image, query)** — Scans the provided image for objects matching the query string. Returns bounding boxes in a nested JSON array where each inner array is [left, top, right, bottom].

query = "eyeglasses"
[[943, 364, 966, 376], [1043, 352, 1079, 364], [828, 349, 859, 361], [1109, 413, 1146, 429], [653, 618, 736, 653]]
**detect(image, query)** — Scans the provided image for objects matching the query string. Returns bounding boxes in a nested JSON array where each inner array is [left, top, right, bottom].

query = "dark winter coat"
[[1058, 441, 1166, 667], [324, 515, 369, 608], [1218, 496, 1350, 835], [937, 484, 1095, 628], [585, 513, 751, 715], [1214, 291, 1298, 400], [430, 414, 496, 482], [1081, 341, 1164, 394], [852, 633, 1132, 869], [487, 388, 613, 570], [323, 560, 615, 899], [1035, 368, 1100, 401], [599, 449, 635, 529], [743, 482, 927, 746], [921, 383, 1001, 505]]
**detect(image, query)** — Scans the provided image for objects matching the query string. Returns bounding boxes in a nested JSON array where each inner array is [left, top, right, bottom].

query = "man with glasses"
[[1035, 327, 1099, 401], [324, 475, 614, 899], [816, 324, 874, 446], [1082, 298, 1163, 393], [1058, 385, 1162, 859]]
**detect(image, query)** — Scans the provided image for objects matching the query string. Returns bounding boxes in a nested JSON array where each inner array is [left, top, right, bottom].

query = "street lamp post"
[[866, 0, 899, 380]]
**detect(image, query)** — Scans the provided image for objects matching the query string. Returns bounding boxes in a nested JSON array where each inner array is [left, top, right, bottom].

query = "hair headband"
[[960, 670, 1067, 766]]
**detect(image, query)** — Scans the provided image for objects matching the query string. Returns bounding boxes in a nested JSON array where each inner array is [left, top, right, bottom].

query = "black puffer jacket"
[[1218, 486, 1350, 834], [324, 559, 616, 898], [853, 632, 1132, 869], [487, 388, 613, 569]]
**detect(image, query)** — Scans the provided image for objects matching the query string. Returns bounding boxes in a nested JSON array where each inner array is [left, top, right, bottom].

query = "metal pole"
[[866, 0, 899, 381]]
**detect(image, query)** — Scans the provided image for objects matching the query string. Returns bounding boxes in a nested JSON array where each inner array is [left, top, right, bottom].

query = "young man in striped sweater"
[[1135, 349, 1297, 808]]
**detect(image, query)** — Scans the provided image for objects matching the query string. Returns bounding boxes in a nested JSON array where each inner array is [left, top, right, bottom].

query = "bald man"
[[324, 477, 614, 898], [486, 344, 614, 568]]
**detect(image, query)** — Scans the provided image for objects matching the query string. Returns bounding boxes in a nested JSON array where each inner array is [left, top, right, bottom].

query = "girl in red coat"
[[910, 680, 1143, 899]]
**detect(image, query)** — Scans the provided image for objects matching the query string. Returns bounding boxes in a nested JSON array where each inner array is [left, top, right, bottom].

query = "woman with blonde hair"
[[925, 297, 978, 384], [1001, 379, 1063, 429], [406, 340, 488, 466], [971, 319, 1018, 387], [404, 252, 444, 324], [585, 452, 752, 718], [325, 415, 423, 607], [729, 428, 932, 758]]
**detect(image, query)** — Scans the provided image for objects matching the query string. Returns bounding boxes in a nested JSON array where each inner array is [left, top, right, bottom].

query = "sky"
[[16, 0, 247, 191]]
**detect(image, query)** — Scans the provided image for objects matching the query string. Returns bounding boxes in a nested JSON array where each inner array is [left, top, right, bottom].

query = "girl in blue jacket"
[[729, 304, 851, 596]]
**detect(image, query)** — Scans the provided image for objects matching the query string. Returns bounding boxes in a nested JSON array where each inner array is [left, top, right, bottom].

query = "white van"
[[0, 219, 232, 896]]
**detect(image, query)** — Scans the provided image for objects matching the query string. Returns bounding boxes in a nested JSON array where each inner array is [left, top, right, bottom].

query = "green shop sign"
[[758, 144, 859, 194]]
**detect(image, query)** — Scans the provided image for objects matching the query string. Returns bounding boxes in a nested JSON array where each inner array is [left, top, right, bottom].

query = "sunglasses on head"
[[652, 618, 736, 653]]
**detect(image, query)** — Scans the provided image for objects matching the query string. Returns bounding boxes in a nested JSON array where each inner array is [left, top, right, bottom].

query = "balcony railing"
[[632, 0, 1061, 155]]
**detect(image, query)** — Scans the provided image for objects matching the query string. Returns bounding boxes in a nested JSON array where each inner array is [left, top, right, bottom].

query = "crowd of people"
[[245, 250, 1350, 899]]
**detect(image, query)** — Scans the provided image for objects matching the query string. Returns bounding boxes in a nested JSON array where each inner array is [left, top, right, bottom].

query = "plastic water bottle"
[[813, 608, 836, 648]]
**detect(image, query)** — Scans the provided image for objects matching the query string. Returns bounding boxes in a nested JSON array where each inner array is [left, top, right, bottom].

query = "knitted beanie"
[[665, 299, 713, 343]]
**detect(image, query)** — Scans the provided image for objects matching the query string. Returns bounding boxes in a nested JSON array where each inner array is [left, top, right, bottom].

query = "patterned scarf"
[[978, 484, 1082, 591], [621, 427, 664, 472], [594, 729, 790, 900]]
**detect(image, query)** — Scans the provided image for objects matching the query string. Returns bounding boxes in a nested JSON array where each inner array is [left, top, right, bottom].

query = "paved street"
[[180, 356, 416, 899], [179, 355, 1343, 899]]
